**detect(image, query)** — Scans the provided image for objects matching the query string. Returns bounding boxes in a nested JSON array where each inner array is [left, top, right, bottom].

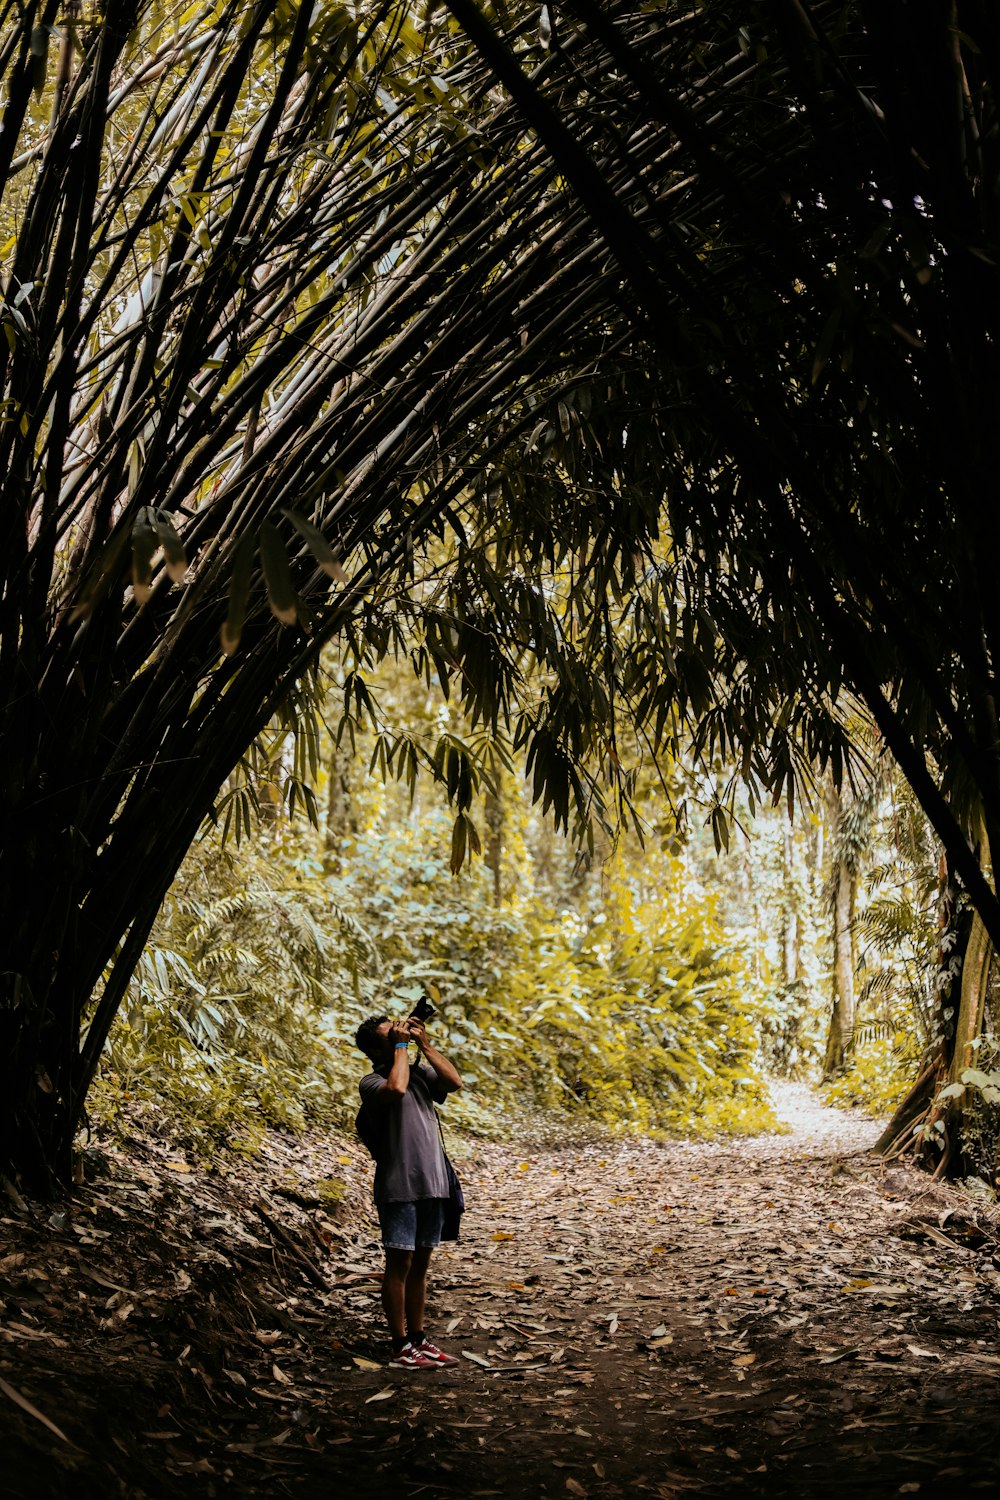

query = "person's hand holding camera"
[[406, 1016, 429, 1052], [387, 1020, 411, 1049]]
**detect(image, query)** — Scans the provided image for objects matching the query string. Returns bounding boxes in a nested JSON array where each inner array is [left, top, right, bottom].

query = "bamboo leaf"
[[221, 531, 257, 656], [0, 1374, 74, 1448], [131, 507, 157, 606], [450, 811, 468, 874], [280, 508, 349, 582], [30, 26, 49, 101], [153, 511, 187, 584], [127, 440, 143, 500], [260, 521, 299, 627]]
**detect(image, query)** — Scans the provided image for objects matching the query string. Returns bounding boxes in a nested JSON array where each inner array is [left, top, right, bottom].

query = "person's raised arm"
[[381, 1020, 413, 1098], [406, 1018, 461, 1093]]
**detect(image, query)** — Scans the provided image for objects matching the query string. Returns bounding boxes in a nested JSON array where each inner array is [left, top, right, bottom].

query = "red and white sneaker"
[[392, 1342, 440, 1368], [410, 1339, 459, 1367]]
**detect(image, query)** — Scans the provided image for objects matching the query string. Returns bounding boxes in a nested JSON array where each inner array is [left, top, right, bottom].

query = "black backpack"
[[355, 1099, 384, 1160]]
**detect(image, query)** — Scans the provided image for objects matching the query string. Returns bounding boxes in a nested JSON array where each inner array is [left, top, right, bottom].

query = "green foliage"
[[89, 841, 366, 1157], [92, 717, 778, 1151], [935, 1040, 1000, 1183], [823, 1032, 922, 1117], [90, 661, 960, 1158], [316, 708, 779, 1137], [756, 980, 825, 1080], [853, 777, 943, 1052], [818, 775, 945, 1116], [508, 865, 775, 1136], [680, 798, 829, 1081]]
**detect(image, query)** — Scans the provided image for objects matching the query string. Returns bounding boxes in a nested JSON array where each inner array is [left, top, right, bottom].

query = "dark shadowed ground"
[[2, 1085, 999, 1499]]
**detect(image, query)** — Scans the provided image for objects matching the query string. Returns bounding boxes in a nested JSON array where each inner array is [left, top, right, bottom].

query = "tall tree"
[[822, 780, 859, 1078], [446, 0, 1000, 954], [0, 0, 674, 1190], [10, 0, 1000, 1191]]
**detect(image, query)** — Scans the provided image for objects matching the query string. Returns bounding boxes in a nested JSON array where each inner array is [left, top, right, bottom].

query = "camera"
[[410, 993, 436, 1022]]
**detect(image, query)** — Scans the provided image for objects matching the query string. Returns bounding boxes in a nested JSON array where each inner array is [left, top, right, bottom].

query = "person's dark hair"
[[355, 1014, 389, 1061]]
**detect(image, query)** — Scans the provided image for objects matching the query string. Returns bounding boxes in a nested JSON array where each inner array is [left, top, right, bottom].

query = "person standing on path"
[[355, 1011, 462, 1368]]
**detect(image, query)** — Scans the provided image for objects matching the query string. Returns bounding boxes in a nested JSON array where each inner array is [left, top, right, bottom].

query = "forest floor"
[[3, 1085, 1000, 1500]]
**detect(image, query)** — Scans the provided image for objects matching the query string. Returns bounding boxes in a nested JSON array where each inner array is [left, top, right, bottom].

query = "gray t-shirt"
[[359, 1059, 450, 1204]]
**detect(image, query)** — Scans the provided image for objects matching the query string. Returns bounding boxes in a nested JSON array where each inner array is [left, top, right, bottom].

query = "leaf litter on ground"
[[1, 1082, 999, 1498]]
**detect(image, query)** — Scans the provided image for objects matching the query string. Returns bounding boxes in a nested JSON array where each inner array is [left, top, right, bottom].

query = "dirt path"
[[3, 1090, 1000, 1499]]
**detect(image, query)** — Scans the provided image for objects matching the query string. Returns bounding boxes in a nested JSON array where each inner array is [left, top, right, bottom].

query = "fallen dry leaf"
[[0, 1375, 77, 1448], [1, 1081, 998, 1500]]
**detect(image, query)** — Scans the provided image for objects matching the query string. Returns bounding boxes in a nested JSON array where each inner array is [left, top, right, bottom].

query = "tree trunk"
[[323, 745, 355, 873], [950, 909, 993, 1086], [872, 1048, 947, 1156], [485, 787, 503, 907], [743, 838, 762, 983], [0, 621, 303, 1196], [874, 862, 985, 1167], [781, 816, 800, 989], [0, 790, 212, 1196], [946, 907, 994, 1174], [822, 783, 857, 1079]]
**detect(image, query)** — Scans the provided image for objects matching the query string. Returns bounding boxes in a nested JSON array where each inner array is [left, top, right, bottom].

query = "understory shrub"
[[822, 1030, 921, 1117], [88, 842, 363, 1157], [91, 784, 778, 1155]]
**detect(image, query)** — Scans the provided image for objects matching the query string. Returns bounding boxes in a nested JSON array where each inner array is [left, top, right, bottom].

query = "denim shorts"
[[378, 1199, 446, 1251]]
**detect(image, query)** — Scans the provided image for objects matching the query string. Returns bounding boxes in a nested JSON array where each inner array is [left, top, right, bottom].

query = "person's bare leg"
[[382, 1248, 412, 1342], [405, 1245, 433, 1339]]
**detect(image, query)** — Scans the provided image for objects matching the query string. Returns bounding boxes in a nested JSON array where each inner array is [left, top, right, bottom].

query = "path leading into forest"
[[3, 1087, 1000, 1500]]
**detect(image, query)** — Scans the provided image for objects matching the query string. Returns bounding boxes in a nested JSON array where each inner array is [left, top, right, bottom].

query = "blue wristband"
[[395, 1042, 409, 1050]]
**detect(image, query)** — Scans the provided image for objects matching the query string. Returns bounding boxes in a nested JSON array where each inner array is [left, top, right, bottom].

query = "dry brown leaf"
[[0, 1376, 76, 1448]]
